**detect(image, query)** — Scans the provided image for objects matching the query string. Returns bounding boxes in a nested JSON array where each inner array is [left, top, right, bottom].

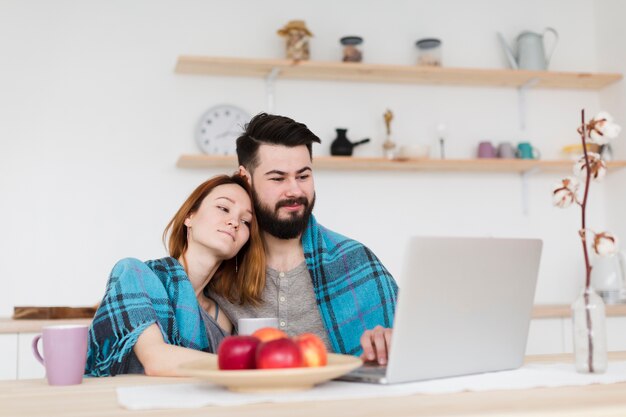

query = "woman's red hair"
[[163, 174, 265, 305]]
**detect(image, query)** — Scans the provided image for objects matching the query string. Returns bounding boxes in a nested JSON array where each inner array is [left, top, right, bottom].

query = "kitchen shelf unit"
[[175, 56, 622, 90], [177, 154, 626, 173], [174, 56, 624, 213]]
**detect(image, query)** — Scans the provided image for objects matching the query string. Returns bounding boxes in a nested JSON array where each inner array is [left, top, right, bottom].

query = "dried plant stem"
[[579, 108, 594, 373]]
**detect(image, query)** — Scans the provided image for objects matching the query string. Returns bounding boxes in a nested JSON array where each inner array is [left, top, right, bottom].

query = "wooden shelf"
[[175, 56, 622, 90], [177, 154, 626, 173]]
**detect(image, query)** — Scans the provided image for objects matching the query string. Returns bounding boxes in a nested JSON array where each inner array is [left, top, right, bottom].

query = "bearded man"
[[208, 113, 398, 364]]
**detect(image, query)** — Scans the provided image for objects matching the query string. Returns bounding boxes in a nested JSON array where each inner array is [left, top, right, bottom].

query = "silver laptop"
[[338, 236, 542, 384]]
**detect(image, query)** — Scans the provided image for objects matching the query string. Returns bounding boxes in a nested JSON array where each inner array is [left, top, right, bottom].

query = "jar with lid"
[[415, 38, 442, 66], [340, 36, 363, 62]]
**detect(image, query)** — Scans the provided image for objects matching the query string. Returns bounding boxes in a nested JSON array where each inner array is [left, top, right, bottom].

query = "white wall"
[[596, 0, 626, 244], [0, 0, 624, 316]]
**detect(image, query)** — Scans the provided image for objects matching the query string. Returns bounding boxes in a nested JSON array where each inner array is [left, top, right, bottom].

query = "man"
[[210, 113, 398, 364]]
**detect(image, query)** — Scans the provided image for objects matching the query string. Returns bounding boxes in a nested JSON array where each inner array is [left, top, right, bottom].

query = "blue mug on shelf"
[[516, 142, 541, 159]]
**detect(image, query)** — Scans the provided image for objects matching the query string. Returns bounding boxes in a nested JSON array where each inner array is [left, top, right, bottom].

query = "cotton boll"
[[573, 153, 606, 181], [592, 232, 618, 257], [552, 177, 579, 208]]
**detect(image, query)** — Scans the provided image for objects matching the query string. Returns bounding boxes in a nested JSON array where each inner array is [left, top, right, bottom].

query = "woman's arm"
[[133, 323, 217, 376]]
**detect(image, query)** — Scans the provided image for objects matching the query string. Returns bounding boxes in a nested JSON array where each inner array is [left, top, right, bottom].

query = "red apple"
[[294, 333, 328, 367], [252, 327, 288, 343], [217, 336, 261, 370], [256, 338, 304, 369]]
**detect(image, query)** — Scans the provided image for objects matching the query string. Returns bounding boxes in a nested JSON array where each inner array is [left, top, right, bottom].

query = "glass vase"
[[571, 286, 608, 373]]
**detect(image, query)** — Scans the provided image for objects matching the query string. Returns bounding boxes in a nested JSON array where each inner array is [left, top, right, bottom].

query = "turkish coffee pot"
[[330, 128, 370, 156]]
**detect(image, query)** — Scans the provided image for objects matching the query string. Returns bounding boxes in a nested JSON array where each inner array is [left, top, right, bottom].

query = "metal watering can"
[[497, 28, 559, 71]]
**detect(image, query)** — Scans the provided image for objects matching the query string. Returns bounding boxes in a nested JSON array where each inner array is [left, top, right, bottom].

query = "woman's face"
[[184, 183, 253, 260]]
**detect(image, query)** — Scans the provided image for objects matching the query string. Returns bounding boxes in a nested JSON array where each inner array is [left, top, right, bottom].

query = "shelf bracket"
[[517, 78, 539, 131], [265, 67, 281, 113], [520, 167, 540, 215]]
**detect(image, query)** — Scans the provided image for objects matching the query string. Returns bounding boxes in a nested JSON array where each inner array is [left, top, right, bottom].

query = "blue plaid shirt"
[[85, 257, 209, 376], [303, 216, 398, 355]]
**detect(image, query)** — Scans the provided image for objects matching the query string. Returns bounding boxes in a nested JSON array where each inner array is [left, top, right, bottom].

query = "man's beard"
[[252, 188, 316, 240]]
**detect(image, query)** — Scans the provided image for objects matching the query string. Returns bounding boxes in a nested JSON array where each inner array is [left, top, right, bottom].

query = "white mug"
[[238, 317, 279, 335]]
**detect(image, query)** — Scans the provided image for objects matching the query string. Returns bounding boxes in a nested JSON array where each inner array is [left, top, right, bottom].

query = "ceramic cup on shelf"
[[238, 318, 279, 335], [32, 325, 89, 386], [516, 142, 541, 159], [398, 144, 430, 159], [477, 141, 497, 158], [497, 142, 516, 159]]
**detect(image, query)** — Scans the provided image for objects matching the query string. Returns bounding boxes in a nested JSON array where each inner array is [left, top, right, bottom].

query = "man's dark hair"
[[236, 113, 321, 173]]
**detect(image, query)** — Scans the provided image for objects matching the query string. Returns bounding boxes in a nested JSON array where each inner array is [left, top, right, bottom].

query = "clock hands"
[[215, 130, 241, 139]]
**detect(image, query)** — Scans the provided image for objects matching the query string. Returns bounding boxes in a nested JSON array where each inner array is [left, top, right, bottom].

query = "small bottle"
[[340, 36, 363, 62], [415, 38, 442, 66]]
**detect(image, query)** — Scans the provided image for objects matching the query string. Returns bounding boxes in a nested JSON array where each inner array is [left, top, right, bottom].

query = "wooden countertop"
[[532, 304, 626, 318], [0, 318, 92, 333], [2, 304, 625, 334], [2, 352, 626, 417]]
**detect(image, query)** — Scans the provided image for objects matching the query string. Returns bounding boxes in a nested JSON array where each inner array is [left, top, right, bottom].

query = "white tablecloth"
[[117, 361, 626, 410]]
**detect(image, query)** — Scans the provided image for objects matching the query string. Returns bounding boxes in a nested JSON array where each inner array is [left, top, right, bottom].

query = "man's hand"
[[359, 325, 393, 365]]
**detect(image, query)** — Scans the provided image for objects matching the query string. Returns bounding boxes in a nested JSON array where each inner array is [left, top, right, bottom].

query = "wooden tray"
[[13, 306, 98, 319]]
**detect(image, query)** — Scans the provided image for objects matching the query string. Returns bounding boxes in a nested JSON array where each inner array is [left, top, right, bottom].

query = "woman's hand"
[[359, 325, 393, 365]]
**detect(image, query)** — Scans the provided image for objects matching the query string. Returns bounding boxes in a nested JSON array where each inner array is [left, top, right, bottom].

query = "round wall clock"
[[195, 104, 251, 155]]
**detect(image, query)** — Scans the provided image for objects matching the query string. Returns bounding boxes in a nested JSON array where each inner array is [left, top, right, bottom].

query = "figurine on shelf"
[[277, 20, 313, 61], [382, 109, 396, 159]]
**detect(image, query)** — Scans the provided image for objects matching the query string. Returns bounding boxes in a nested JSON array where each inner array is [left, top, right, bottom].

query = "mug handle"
[[532, 147, 542, 159], [32, 334, 45, 365]]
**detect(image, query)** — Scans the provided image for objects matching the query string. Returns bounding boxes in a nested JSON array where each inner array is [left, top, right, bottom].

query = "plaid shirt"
[[85, 257, 209, 376], [303, 216, 398, 355]]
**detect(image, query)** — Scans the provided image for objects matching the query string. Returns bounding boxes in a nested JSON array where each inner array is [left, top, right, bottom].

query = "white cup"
[[238, 317, 279, 335], [398, 144, 430, 159]]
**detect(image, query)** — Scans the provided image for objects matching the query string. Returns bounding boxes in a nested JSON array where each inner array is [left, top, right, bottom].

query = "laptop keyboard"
[[353, 362, 387, 376]]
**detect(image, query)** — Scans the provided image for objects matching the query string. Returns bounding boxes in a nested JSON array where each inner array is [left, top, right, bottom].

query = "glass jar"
[[340, 36, 363, 63], [571, 286, 608, 373], [415, 38, 442, 66]]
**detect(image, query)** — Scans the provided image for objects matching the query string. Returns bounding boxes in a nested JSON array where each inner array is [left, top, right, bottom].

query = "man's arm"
[[134, 323, 216, 376]]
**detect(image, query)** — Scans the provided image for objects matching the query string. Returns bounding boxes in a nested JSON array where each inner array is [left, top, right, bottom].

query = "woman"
[[85, 174, 265, 377]]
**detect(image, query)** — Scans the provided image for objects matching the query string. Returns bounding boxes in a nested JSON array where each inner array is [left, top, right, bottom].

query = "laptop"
[[338, 236, 542, 384]]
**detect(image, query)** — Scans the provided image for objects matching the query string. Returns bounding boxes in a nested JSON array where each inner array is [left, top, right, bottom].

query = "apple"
[[252, 326, 288, 343], [256, 338, 304, 369], [217, 336, 261, 370], [294, 333, 328, 367]]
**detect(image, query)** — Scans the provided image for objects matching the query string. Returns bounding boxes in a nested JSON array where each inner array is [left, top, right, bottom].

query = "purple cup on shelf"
[[477, 141, 497, 158]]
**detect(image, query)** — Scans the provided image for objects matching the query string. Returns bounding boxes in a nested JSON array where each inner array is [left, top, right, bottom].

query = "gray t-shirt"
[[208, 262, 332, 351]]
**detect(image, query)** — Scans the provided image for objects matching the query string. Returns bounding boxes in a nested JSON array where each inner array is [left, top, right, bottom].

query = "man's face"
[[248, 144, 316, 239]]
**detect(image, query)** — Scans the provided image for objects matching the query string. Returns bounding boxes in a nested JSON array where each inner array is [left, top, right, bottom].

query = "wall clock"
[[195, 104, 251, 155]]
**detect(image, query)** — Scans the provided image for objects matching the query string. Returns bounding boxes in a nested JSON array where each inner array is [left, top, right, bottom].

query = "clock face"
[[195, 105, 251, 155]]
